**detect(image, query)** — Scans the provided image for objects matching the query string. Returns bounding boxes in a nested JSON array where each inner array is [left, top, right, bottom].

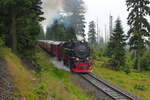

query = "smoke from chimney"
[[41, 0, 64, 32]]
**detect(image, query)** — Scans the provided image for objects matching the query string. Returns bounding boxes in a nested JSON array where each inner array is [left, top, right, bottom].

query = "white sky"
[[83, 0, 129, 36]]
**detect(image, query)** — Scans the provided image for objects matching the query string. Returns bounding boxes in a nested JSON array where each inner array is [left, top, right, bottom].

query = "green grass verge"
[[93, 59, 150, 100], [0, 47, 37, 99], [35, 49, 93, 100], [0, 47, 93, 100]]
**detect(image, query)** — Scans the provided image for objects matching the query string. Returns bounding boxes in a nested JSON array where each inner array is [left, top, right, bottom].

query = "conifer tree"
[[38, 25, 45, 40], [88, 21, 96, 45], [46, 20, 59, 40], [0, 0, 44, 55], [63, 0, 86, 37], [107, 18, 126, 70], [126, 0, 150, 71], [46, 20, 76, 41]]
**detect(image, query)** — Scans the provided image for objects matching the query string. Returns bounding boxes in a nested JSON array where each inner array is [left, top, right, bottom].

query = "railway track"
[[80, 73, 144, 100]]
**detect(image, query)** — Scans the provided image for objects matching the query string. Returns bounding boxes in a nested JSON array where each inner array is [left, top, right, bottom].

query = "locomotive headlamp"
[[76, 58, 80, 61], [87, 57, 89, 60]]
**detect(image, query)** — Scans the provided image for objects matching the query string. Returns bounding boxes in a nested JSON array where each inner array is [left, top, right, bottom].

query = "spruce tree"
[[46, 20, 76, 41], [63, 0, 86, 37], [46, 20, 59, 40], [107, 18, 126, 70], [65, 27, 76, 40], [0, 0, 44, 55], [38, 25, 45, 40], [88, 21, 96, 45], [126, 0, 150, 71], [46, 25, 53, 40]]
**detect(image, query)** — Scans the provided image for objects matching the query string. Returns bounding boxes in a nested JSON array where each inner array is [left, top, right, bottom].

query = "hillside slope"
[[0, 47, 93, 100], [0, 59, 18, 99]]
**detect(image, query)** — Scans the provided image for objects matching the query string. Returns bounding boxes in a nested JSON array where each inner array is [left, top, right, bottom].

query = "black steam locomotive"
[[38, 40, 92, 72]]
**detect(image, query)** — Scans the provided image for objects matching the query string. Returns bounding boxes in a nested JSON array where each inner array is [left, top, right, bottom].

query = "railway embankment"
[[0, 47, 93, 100]]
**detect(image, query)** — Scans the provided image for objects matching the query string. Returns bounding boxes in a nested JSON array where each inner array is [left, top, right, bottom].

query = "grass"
[[35, 49, 93, 100], [0, 47, 93, 100], [93, 59, 150, 100], [0, 47, 39, 99]]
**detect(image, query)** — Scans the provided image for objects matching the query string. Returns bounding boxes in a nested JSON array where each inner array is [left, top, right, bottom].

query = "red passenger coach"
[[38, 40, 62, 58], [38, 40, 92, 73]]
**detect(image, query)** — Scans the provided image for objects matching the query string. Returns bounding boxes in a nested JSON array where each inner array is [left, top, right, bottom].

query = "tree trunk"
[[137, 50, 141, 71], [10, 11, 17, 53], [134, 50, 137, 69]]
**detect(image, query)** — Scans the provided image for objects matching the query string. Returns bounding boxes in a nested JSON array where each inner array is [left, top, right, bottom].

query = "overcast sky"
[[83, 0, 129, 36]]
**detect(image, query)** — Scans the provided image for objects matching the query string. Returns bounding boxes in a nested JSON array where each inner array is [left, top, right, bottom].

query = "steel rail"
[[80, 73, 143, 100]]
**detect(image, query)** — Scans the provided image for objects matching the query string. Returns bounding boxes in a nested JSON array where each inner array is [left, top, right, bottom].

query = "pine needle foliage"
[[88, 21, 96, 45], [126, 0, 150, 71], [107, 18, 126, 70]]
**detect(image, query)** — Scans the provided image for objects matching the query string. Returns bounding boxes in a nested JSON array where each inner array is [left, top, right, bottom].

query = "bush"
[[0, 37, 4, 47], [134, 84, 146, 91], [94, 57, 110, 68], [34, 83, 48, 96], [123, 54, 133, 74], [123, 66, 131, 74], [90, 45, 106, 59], [140, 50, 150, 71]]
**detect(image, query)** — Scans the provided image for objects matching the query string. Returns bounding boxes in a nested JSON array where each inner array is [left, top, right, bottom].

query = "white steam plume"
[[41, 0, 64, 32]]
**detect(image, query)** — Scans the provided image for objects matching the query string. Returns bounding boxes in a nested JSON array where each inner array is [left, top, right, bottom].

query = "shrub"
[[140, 50, 150, 71], [134, 84, 146, 91], [90, 45, 106, 59], [0, 37, 4, 47], [34, 83, 48, 96], [123, 54, 133, 74]]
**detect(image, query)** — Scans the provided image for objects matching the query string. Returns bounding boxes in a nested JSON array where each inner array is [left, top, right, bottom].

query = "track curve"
[[80, 73, 144, 100]]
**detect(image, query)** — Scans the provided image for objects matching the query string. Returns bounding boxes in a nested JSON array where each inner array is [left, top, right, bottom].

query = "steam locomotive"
[[38, 40, 92, 72]]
